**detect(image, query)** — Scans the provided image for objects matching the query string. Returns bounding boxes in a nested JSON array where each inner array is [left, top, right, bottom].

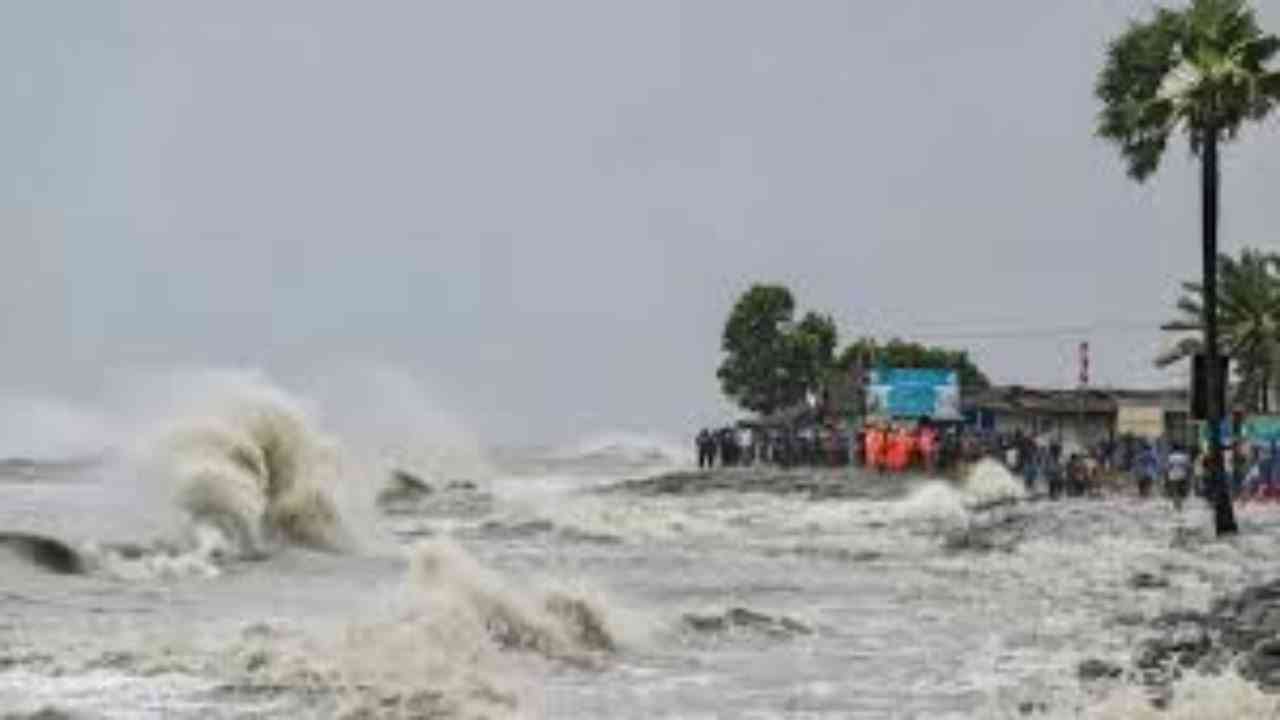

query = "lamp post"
[[1202, 128, 1237, 534]]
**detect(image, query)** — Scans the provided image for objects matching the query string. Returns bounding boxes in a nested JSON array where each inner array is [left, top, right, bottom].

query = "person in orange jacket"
[[886, 426, 908, 472], [865, 424, 885, 472]]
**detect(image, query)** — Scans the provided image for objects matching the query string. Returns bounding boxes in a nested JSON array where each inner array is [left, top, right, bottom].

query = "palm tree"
[[1159, 249, 1280, 412], [1097, 0, 1280, 536]]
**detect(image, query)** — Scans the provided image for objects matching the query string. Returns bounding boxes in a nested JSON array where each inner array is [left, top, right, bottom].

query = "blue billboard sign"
[[1245, 416, 1280, 443], [867, 368, 961, 420]]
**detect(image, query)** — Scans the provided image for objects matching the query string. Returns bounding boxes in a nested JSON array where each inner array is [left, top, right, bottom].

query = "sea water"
[[3, 372, 1280, 718]]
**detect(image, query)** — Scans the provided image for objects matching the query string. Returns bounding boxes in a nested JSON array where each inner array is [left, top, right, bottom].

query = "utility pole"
[[1203, 127, 1237, 534], [1079, 341, 1089, 447]]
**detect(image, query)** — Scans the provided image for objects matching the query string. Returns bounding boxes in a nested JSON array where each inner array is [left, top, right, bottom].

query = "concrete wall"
[[987, 410, 1112, 445], [985, 408, 1192, 447]]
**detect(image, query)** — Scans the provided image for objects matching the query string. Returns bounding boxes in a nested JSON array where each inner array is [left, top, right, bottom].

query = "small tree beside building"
[[716, 284, 837, 416]]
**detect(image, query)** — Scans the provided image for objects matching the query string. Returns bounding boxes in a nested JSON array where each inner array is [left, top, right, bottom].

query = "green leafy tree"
[[717, 285, 838, 415], [792, 311, 839, 394], [1097, 0, 1280, 535], [836, 338, 990, 391], [1159, 249, 1280, 412]]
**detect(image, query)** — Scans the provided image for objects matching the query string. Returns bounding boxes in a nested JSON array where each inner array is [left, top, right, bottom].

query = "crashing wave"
[[406, 539, 618, 661], [125, 378, 354, 563], [217, 539, 622, 717], [893, 459, 1026, 523], [963, 458, 1027, 508], [0, 532, 84, 574]]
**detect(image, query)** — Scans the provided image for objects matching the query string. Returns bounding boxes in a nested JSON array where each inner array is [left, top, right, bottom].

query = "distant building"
[[963, 386, 1191, 446], [745, 377, 1193, 449]]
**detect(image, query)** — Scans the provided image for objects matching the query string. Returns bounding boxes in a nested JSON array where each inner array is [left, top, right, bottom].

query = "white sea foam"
[[303, 364, 495, 488], [963, 458, 1026, 505], [219, 538, 626, 718], [890, 460, 1024, 524], [893, 481, 971, 523], [1067, 671, 1280, 719]]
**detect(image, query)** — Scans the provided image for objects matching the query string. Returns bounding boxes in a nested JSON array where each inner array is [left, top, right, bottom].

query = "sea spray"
[[406, 538, 619, 660], [0, 367, 507, 578], [302, 364, 495, 489], [134, 381, 353, 559], [220, 538, 623, 718], [893, 482, 970, 523], [890, 460, 1024, 525], [964, 458, 1027, 506], [1062, 670, 1280, 719]]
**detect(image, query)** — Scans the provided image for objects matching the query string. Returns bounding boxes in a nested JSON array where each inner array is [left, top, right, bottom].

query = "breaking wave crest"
[[893, 459, 1025, 523], [134, 379, 353, 561], [963, 458, 1026, 505], [221, 539, 623, 717], [406, 539, 620, 661]]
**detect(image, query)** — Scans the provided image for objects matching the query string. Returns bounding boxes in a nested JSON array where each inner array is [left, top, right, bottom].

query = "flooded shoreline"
[[5, 433, 1280, 717]]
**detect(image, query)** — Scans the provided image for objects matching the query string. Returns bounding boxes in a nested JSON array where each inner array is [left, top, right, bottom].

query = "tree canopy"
[[1096, 0, 1279, 538], [717, 285, 992, 415], [1096, 0, 1280, 180], [716, 284, 838, 415], [1159, 248, 1280, 411], [835, 338, 991, 391]]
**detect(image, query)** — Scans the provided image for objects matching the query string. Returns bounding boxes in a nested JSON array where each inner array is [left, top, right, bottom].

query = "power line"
[[866, 321, 1166, 341]]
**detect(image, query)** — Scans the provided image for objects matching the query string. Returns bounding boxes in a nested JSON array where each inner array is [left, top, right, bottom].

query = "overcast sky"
[[4, 1, 1280, 445]]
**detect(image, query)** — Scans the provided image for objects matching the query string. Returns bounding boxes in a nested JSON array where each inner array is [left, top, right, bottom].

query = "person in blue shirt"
[[1135, 442, 1158, 498]]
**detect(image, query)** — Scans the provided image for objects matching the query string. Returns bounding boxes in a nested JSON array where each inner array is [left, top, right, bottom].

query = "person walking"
[[1135, 442, 1158, 499], [1045, 449, 1063, 500], [1166, 445, 1192, 512]]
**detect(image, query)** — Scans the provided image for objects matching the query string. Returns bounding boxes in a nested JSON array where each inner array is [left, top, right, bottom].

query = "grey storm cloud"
[[3, 1, 1280, 444]]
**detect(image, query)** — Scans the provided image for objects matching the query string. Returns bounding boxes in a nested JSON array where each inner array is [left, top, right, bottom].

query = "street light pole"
[[1079, 342, 1089, 447]]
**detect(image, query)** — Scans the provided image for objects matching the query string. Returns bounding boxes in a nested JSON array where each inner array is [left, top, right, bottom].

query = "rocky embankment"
[[1079, 577, 1280, 704], [601, 466, 930, 500]]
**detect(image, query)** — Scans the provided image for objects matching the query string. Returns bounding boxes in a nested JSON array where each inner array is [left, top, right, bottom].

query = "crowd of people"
[[695, 421, 974, 473], [695, 425, 854, 469], [695, 421, 1280, 508], [1117, 435, 1280, 506]]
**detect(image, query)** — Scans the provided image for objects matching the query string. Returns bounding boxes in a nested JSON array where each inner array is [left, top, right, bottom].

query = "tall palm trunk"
[[1264, 366, 1271, 413], [1203, 127, 1238, 536]]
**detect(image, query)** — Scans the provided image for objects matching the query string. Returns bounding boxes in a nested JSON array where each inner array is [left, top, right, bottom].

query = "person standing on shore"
[[737, 426, 754, 467], [918, 423, 938, 474], [1135, 442, 1158, 498], [696, 429, 714, 469], [1045, 449, 1063, 499], [1004, 442, 1020, 475], [1166, 445, 1192, 512], [865, 425, 885, 473], [716, 427, 737, 467]]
